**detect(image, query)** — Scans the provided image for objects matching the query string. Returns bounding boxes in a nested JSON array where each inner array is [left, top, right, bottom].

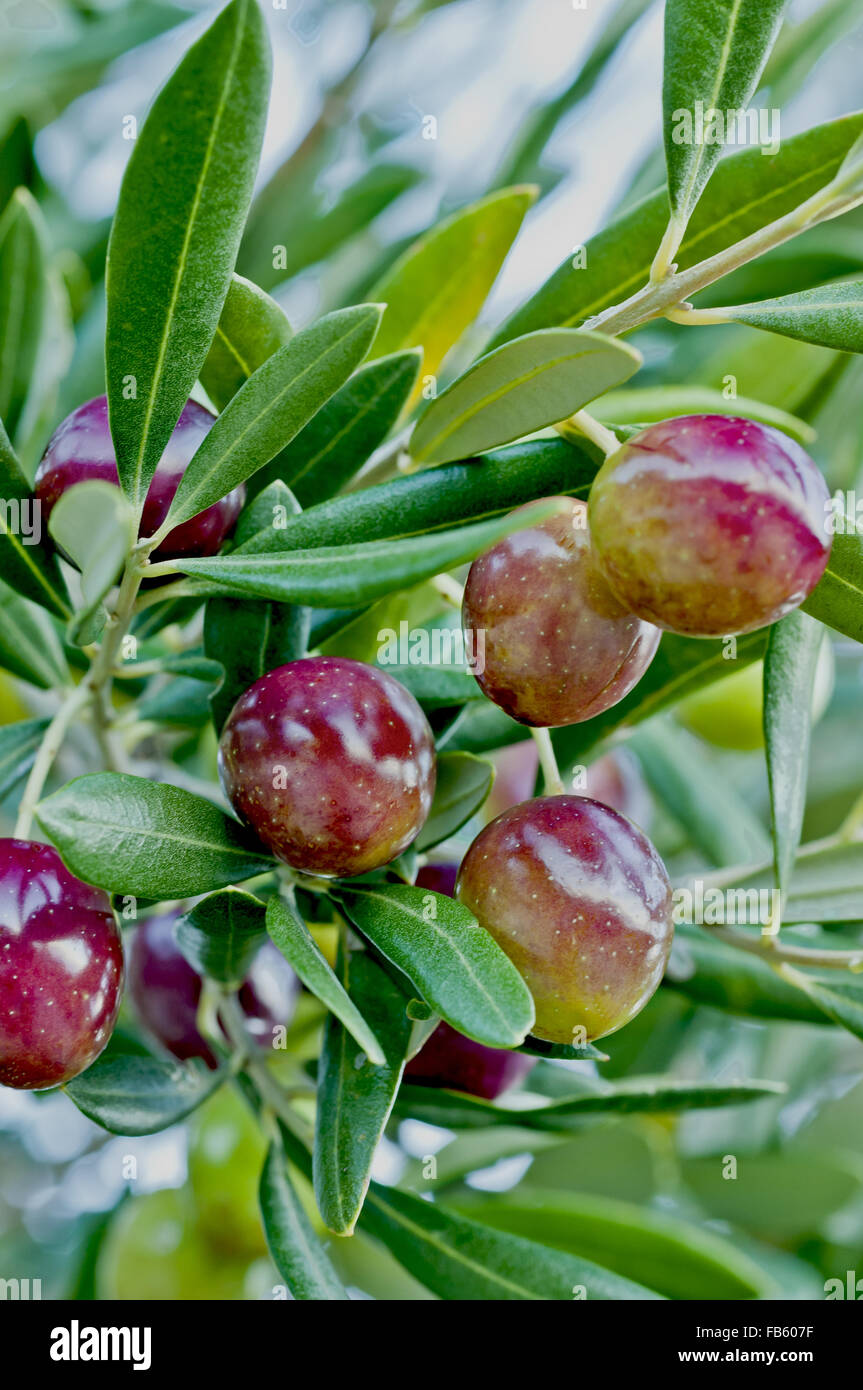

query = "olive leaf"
[[314, 949, 412, 1235], [105, 0, 271, 511], [160, 500, 561, 607], [259, 1139, 348, 1301], [65, 1055, 225, 1136], [763, 612, 824, 900], [266, 896, 386, 1067], [159, 303, 382, 534], [199, 271, 293, 411], [334, 882, 535, 1049], [658, 0, 787, 266], [0, 188, 48, 443], [0, 420, 70, 618], [370, 186, 536, 403], [174, 887, 268, 987], [35, 773, 273, 898], [410, 329, 642, 465], [490, 111, 863, 346], [704, 279, 863, 353], [249, 349, 421, 507]]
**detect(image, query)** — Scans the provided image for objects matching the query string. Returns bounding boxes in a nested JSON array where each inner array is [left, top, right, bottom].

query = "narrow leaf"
[[0, 188, 47, 442], [65, 1054, 223, 1135], [0, 579, 68, 689], [0, 717, 47, 802], [803, 518, 863, 641], [361, 1184, 662, 1300], [0, 420, 70, 617], [489, 112, 863, 347], [716, 279, 863, 352], [411, 329, 640, 464], [36, 772, 273, 898], [335, 883, 535, 1049], [162, 501, 561, 607], [105, 0, 271, 510], [631, 721, 771, 867], [660, 0, 787, 247], [200, 271, 293, 411], [763, 612, 823, 899], [175, 887, 268, 986], [416, 752, 494, 852], [259, 1140, 348, 1300], [266, 896, 386, 1066], [371, 186, 536, 403], [314, 950, 412, 1234], [161, 304, 382, 532], [250, 349, 421, 507]]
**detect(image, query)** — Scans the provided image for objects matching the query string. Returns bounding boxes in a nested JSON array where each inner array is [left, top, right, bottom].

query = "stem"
[[431, 573, 465, 609], [649, 214, 685, 284], [531, 726, 564, 795], [560, 410, 621, 456], [581, 184, 863, 340], [704, 923, 863, 972], [664, 303, 735, 327], [14, 681, 91, 838]]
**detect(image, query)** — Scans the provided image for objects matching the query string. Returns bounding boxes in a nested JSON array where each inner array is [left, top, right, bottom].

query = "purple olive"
[[218, 657, 436, 878], [0, 839, 124, 1089], [457, 797, 673, 1044], [588, 416, 832, 637], [35, 395, 244, 559], [126, 912, 298, 1068], [462, 497, 660, 727]]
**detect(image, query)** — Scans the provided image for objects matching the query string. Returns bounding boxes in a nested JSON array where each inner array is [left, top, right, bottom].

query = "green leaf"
[[659, 0, 787, 253], [0, 420, 70, 618], [376, 662, 483, 712], [458, 1192, 779, 1300], [781, 966, 863, 1042], [236, 437, 597, 556], [0, 188, 47, 443], [694, 838, 863, 923], [204, 592, 310, 731], [249, 349, 421, 507], [0, 579, 69, 689], [105, 0, 271, 511], [174, 887, 267, 986], [489, 112, 863, 347], [204, 484, 309, 728], [160, 304, 382, 533], [360, 1183, 662, 1300], [0, 717, 47, 801], [714, 279, 863, 352], [594, 383, 814, 444], [335, 883, 535, 1049], [664, 922, 839, 1024], [370, 186, 536, 401], [410, 329, 641, 465], [802, 518, 863, 641], [259, 1139, 348, 1301], [551, 632, 767, 768], [763, 612, 823, 899], [48, 480, 136, 641], [314, 950, 412, 1235], [35, 772, 272, 898], [162, 500, 560, 607], [265, 896, 386, 1066], [65, 1054, 223, 1135], [200, 271, 293, 411], [416, 752, 494, 852], [630, 721, 771, 867], [396, 1076, 785, 1131]]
